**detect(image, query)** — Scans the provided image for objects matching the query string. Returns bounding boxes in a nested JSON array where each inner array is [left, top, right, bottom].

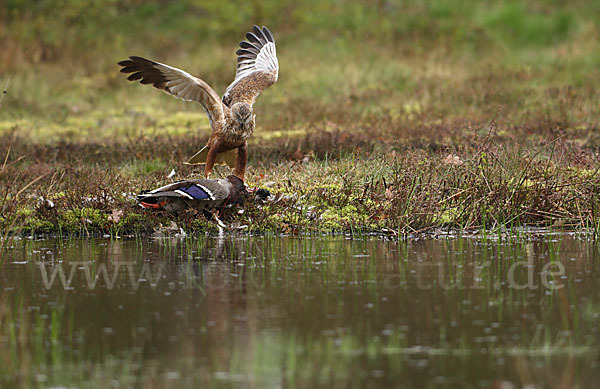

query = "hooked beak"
[[236, 114, 250, 125]]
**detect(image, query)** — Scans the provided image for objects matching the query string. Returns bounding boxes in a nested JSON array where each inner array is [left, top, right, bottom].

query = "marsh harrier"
[[118, 25, 279, 179]]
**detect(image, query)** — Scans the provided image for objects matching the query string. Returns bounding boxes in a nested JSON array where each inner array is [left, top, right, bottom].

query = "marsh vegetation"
[[1, 0, 600, 236]]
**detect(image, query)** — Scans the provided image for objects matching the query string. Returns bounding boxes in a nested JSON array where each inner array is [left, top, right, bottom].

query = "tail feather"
[[139, 201, 161, 209], [185, 145, 237, 168], [137, 193, 165, 209], [185, 145, 209, 165]]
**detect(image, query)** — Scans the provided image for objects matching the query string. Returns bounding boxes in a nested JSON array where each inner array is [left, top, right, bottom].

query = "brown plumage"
[[118, 25, 279, 179]]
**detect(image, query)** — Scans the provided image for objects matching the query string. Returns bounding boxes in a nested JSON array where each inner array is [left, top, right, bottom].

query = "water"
[[1, 234, 599, 387]]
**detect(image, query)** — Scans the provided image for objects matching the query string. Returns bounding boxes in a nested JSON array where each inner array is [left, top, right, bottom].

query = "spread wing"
[[118, 56, 225, 125], [222, 25, 279, 107]]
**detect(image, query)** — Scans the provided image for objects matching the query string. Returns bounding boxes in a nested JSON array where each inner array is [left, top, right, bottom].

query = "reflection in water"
[[0, 234, 599, 387]]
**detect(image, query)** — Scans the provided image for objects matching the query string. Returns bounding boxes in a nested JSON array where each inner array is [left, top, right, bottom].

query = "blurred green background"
[[1, 0, 599, 144], [3, 0, 598, 66]]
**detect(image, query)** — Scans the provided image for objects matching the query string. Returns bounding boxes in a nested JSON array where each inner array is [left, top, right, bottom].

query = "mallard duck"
[[137, 175, 247, 214], [118, 25, 279, 179]]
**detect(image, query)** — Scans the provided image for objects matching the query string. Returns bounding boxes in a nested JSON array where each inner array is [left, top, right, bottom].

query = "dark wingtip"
[[127, 72, 143, 81], [118, 56, 152, 70], [253, 25, 267, 43], [262, 26, 275, 43], [239, 41, 258, 50], [236, 48, 251, 56], [246, 32, 260, 45]]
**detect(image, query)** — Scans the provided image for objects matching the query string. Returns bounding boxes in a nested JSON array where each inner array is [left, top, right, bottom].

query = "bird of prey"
[[118, 25, 279, 179]]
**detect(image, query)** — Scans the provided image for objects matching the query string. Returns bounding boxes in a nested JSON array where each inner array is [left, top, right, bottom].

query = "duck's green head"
[[226, 175, 248, 205]]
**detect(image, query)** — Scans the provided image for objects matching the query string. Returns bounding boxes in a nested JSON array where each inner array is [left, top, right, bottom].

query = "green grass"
[[0, 127, 598, 237], [1, 0, 600, 236]]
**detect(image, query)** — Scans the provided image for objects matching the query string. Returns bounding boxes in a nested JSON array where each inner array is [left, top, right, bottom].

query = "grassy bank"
[[1, 119, 599, 238], [1, 0, 600, 237]]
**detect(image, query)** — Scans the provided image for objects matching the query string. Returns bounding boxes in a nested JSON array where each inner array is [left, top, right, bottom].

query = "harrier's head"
[[231, 102, 253, 126]]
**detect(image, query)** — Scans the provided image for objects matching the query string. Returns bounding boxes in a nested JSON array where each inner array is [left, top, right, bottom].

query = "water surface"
[[1, 234, 599, 387]]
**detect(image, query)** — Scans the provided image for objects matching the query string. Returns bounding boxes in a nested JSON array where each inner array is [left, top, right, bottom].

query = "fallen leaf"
[[108, 209, 124, 224], [444, 154, 462, 165], [385, 186, 394, 200]]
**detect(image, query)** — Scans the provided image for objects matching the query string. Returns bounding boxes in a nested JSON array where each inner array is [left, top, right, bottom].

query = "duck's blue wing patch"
[[177, 184, 213, 200]]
